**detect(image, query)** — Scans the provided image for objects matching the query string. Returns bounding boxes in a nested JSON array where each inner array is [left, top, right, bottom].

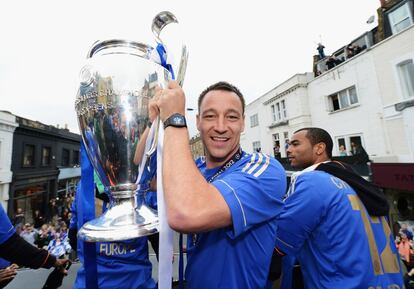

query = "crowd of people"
[[12, 193, 75, 261]]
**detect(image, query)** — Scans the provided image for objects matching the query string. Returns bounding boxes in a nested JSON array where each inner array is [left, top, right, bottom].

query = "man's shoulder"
[[236, 152, 284, 177]]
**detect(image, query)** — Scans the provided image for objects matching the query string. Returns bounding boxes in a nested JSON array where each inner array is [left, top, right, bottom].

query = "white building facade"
[[0, 111, 18, 210], [242, 25, 414, 163]]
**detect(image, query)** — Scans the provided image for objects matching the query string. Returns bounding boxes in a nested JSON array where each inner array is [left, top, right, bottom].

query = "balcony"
[[314, 31, 375, 77]]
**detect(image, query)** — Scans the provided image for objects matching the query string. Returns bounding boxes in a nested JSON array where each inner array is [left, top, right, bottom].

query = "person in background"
[[20, 223, 37, 246], [339, 145, 347, 156]]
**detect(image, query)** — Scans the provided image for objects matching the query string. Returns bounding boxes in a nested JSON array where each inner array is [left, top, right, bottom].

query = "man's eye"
[[227, 115, 239, 120], [204, 115, 215, 119]]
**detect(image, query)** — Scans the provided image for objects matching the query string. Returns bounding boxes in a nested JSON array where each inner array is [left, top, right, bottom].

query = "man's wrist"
[[163, 113, 187, 129]]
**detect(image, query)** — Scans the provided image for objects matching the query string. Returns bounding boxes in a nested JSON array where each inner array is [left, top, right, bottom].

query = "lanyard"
[[206, 147, 243, 183]]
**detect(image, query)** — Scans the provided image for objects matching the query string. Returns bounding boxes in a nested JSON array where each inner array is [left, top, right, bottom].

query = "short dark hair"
[[294, 127, 333, 158], [198, 81, 245, 115]]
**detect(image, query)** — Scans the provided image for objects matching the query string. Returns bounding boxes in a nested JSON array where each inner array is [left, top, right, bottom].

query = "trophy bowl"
[[74, 11, 188, 242]]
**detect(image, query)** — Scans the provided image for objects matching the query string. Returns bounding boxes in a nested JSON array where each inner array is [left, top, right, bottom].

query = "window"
[[41, 147, 51, 166], [276, 103, 281, 120], [388, 2, 413, 34], [252, 141, 261, 153], [271, 105, 277, 122], [328, 86, 359, 112], [73, 150, 80, 165], [281, 100, 287, 118], [270, 99, 287, 122], [62, 149, 70, 166], [23, 144, 35, 167], [397, 59, 414, 99], [335, 135, 364, 156], [250, 114, 259, 127]]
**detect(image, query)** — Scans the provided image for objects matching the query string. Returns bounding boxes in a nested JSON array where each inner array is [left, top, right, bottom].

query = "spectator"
[[401, 223, 414, 240], [326, 55, 343, 70], [350, 141, 370, 164], [20, 223, 37, 246], [47, 232, 71, 259], [12, 208, 25, 227], [397, 232, 414, 270], [316, 43, 326, 60], [33, 210, 44, 229], [35, 224, 51, 249], [273, 145, 281, 159], [339, 145, 347, 156]]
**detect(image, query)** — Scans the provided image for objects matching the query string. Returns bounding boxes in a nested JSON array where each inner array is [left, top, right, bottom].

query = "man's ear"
[[315, 142, 326, 156]]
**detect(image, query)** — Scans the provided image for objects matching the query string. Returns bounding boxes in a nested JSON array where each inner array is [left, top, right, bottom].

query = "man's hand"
[[155, 81, 186, 122], [0, 264, 17, 282], [54, 259, 70, 275]]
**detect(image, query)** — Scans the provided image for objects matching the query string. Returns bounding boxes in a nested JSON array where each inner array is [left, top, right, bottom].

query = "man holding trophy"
[[74, 10, 287, 289], [153, 80, 287, 289]]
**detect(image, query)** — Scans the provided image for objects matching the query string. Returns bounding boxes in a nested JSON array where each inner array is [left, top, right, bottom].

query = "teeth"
[[212, 137, 228, 141]]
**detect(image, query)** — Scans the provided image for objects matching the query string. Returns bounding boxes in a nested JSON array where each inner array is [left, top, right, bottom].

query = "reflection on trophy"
[[75, 11, 188, 242]]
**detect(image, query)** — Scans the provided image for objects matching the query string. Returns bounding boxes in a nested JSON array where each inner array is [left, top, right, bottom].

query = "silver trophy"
[[75, 11, 188, 242]]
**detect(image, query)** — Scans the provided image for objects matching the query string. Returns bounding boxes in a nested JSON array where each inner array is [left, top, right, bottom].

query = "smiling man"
[[155, 81, 286, 289]]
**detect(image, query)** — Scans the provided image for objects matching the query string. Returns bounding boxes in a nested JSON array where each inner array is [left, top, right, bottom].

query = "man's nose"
[[214, 116, 227, 132]]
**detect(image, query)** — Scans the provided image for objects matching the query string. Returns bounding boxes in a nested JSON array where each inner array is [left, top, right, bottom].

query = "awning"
[[371, 163, 414, 191], [58, 167, 81, 180]]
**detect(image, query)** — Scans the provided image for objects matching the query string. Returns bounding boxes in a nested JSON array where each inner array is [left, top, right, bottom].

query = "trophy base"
[[77, 197, 159, 242]]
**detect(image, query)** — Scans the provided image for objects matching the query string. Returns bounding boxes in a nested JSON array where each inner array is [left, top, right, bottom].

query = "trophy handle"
[[151, 11, 188, 87], [147, 11, 188, 157]]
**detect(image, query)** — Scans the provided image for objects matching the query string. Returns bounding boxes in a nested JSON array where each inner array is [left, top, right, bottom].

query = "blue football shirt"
[[185, 152, 286, 289], [0, 205, 15, 245], [275, 171, 403, 289]]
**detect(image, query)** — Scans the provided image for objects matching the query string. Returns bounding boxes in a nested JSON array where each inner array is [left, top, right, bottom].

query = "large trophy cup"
[[75, 11, 188, 242]]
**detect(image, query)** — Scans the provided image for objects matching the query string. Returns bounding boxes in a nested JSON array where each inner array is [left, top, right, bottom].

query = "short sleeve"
[[275, 173, 327, 255], [212, 154, 286, 238], [0, 206, 15, 245]]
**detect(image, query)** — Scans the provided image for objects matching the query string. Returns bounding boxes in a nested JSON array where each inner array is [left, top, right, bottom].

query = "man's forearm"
[[0, 233, 56, 269], [162, 127, 231, 232]]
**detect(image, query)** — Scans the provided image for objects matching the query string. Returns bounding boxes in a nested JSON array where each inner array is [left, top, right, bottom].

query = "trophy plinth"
[[78, 189, 158, 242]]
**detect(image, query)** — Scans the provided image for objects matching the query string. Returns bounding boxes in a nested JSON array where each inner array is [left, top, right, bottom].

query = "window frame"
[[397, 59, 414, 99], [250, 113, 259, 128], [41, 146, 51, 167], [388, 1, 413, 35], [61, 148, 70, 167], [252, 141, 261, 152], [270, 99, 287, 123], [334, 134, 365, 156], [328, 86, 359, 112], [392, 52, 414, 102], [22, 143, 36, 168]]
